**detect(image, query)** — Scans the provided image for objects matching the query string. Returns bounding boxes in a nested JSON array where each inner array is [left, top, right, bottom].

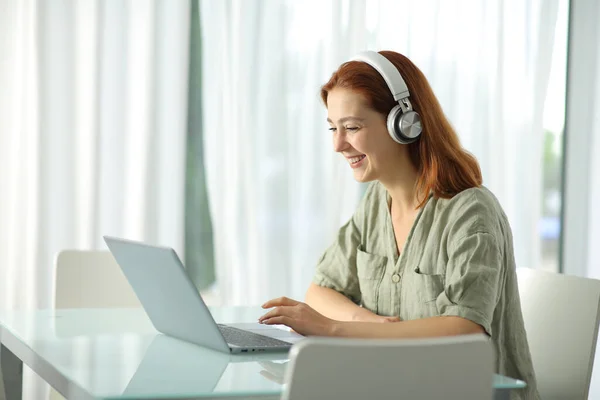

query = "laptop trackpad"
[[227, 322, 305, 344]]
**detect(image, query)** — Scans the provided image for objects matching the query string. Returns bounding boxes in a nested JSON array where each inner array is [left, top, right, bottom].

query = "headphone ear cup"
[[386, 105, 409, 144], [398, 110, 422, 143], [387, 105, 422, 144]]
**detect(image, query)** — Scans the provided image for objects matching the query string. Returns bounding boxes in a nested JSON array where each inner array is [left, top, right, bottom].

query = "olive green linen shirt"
[[313, 182, 539, 400]]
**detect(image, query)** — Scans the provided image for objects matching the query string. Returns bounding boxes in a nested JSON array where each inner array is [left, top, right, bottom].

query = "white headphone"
[[351, 51, 422, 144]]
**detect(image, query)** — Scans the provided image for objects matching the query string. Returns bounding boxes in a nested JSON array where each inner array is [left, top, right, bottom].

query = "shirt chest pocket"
[[356, 248, 387, 314], [403, 266, 445, 319]]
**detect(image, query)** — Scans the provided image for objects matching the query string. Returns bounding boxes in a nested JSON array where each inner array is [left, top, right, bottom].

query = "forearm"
[[305, 283, 374, 322], [329, 316, 485, 338]]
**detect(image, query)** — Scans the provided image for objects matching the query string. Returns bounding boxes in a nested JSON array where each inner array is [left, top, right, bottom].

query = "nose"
[[332, 130, 348, 153]]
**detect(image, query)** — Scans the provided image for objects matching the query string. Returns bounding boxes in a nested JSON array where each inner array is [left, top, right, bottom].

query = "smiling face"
[[327, 87, 403, 183]]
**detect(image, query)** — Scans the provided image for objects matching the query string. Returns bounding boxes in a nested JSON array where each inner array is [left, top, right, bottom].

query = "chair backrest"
[[54, 250, 141, 309], [517, 267, 600, 400], [282, 334, 494, 400]]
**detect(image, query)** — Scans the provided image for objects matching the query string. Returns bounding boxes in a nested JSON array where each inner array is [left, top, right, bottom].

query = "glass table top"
[[0, 307, 526, 399]]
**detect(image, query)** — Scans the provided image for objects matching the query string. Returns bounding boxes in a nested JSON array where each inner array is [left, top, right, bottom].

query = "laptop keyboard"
[[217, 324, 291, 348]]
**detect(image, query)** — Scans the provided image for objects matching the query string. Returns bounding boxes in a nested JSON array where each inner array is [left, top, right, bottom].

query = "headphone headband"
[[351, 51, 410, 102], [350, 50, 422, 144]]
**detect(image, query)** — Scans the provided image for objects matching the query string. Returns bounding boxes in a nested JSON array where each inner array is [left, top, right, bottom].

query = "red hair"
[[321, 51, 482, 208]]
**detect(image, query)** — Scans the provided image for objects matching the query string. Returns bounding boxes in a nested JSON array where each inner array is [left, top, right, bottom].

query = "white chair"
[[517, 267, 600, 400], [282, 334, 494, 400], [54, 250, 141, 309], [47, 250, 142, 400]]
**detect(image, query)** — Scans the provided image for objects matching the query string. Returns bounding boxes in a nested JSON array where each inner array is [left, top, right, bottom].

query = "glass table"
[[0, 307, 526, 399]]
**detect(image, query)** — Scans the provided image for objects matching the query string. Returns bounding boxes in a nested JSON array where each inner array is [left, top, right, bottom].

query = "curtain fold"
[[185, 0, 215, 291]]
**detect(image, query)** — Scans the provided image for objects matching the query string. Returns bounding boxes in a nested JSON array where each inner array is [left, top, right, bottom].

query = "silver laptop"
[[103, 236, 302, 353]]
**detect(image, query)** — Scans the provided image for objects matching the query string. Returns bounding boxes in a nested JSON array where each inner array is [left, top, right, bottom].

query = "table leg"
[[0, 344, 22, 400]]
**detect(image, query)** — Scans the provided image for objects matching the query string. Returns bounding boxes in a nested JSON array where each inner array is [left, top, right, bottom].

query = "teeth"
[[349, 155, 365, 164]]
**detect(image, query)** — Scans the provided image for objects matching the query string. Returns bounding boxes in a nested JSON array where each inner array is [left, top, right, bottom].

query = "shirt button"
[[391, 274, 400, 283]]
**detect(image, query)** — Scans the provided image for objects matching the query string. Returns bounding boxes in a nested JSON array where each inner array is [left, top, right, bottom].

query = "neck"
[[378, 153, 420, 218]]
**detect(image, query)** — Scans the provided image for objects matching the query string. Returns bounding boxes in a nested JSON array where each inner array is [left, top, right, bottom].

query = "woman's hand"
[[259, 297, 338, 336]]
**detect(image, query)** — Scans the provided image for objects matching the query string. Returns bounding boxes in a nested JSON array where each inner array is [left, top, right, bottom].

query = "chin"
[[353, 170, 376, 183]]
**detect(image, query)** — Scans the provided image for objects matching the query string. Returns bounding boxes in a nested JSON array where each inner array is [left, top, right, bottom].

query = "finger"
[[262, 296, 300, 309], [258, 306, 290, 323], [261, 297, 299, 309], [261, 315, 294, 327]]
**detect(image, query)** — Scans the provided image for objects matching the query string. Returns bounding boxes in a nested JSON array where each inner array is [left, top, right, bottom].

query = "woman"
[[259, 50, 538, 399]]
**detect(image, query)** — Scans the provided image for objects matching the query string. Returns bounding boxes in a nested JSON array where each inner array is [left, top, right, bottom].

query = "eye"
[[345, 126, 359, 132], [328, 127, 337, 132]]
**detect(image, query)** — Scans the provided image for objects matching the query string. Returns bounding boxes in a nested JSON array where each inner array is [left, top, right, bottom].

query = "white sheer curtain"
[[200, 0, 365, 305], [0, 0, 190, 398], [0, 0, 190, 311], [200, 0, 559, 306]]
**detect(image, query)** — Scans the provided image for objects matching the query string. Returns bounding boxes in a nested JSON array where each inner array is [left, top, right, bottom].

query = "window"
[[540, 0, 569, 272]]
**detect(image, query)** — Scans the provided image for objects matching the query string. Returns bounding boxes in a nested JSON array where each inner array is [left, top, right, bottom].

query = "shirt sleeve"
[[312, 217, 362, 304], [435, 231, 503, 336], [312, 183, 378, 305]]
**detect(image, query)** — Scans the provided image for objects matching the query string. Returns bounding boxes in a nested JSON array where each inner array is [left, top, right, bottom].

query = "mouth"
[[347, 154, 366, 168]]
